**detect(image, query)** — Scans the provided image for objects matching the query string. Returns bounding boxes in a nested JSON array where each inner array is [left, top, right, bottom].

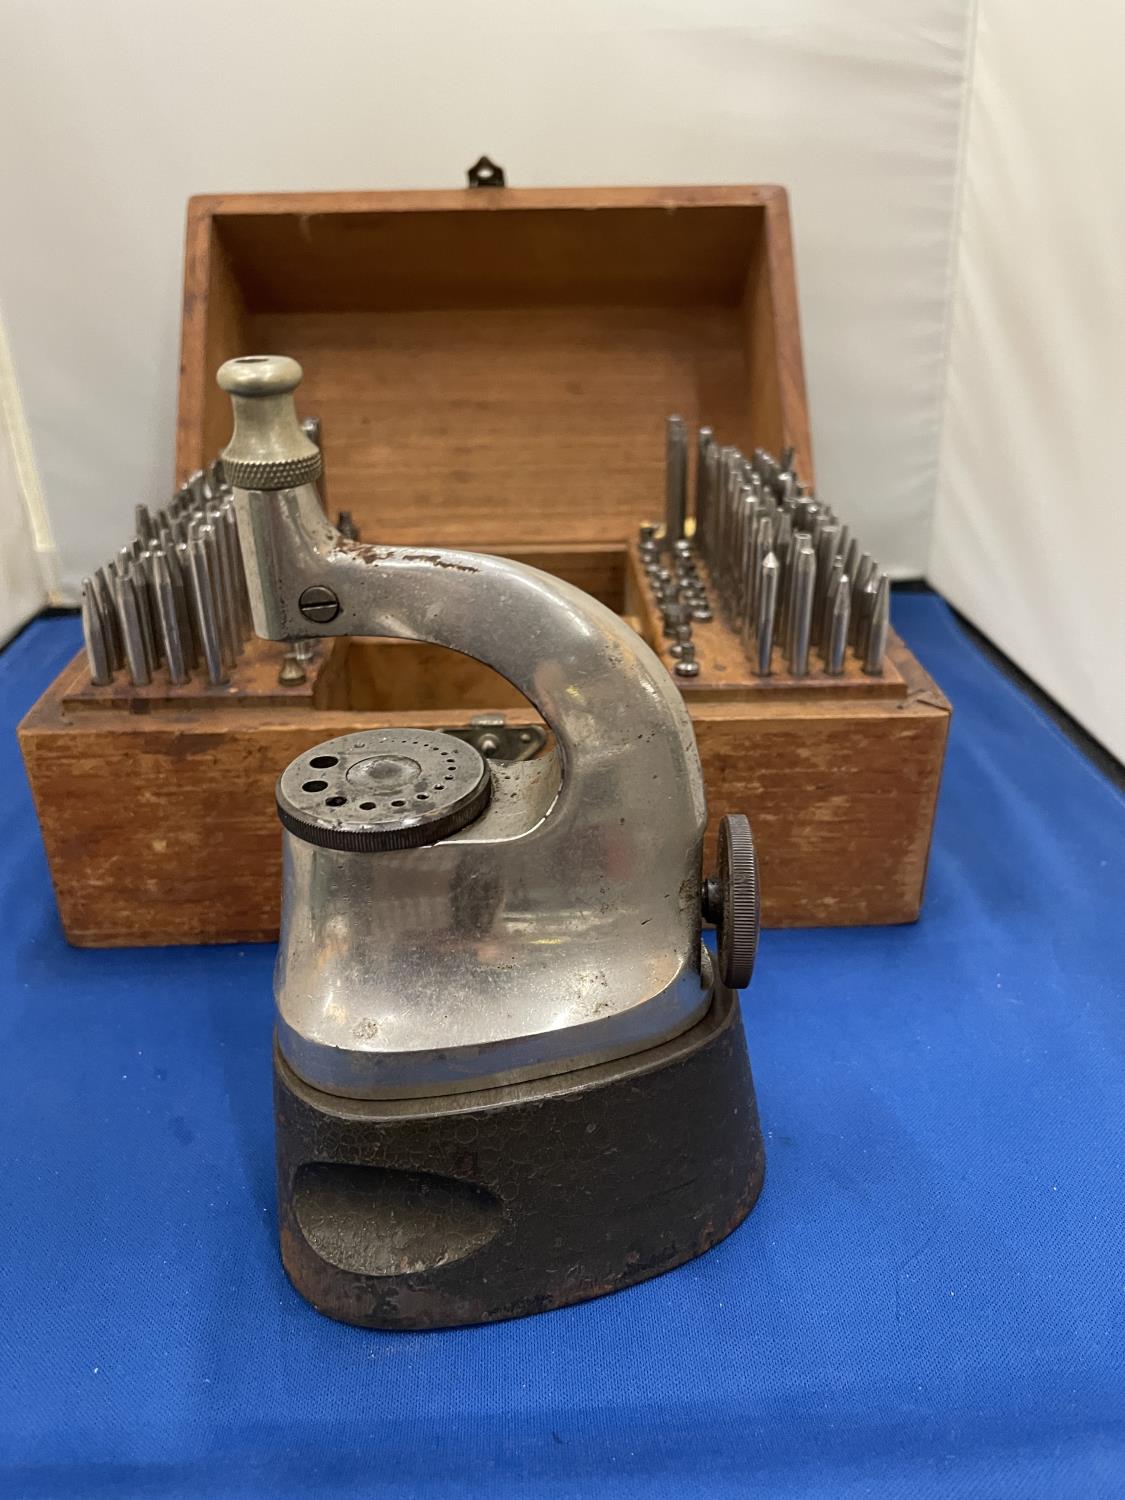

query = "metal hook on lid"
[[467, 155, 506, 188]]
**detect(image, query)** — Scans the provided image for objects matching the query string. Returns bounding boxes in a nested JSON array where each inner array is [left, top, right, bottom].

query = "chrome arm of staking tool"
[[218, 356, 750, 1101]]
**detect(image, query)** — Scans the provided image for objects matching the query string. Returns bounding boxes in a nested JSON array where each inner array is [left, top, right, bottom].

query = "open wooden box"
[[20, 185, 949, 946]]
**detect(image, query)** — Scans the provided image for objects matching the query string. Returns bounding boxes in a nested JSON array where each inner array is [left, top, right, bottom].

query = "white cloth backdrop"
[[931, 0, 1125, 763], [0, 0, 971, 607], [0, 415, 45, 645], [0, 309, 47, 643]]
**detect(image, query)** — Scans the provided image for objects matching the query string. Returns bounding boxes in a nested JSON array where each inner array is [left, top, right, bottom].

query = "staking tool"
[[218, 355, 766, 1330]]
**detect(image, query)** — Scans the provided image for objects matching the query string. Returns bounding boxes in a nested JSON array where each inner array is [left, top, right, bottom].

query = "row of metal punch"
[[80, 455, 261, 688], [79, 420, 337, 689], [643, 417, 892, 678]]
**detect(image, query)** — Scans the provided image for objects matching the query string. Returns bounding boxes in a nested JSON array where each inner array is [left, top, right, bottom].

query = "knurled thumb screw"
[[703, 814, 759, 989]]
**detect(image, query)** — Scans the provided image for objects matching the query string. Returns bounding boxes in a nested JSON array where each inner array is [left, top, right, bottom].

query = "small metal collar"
[[277, 730, 492, 853]]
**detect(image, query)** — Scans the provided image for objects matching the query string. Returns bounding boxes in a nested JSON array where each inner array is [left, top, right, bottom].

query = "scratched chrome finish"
[[219, 357, 710, 1100]]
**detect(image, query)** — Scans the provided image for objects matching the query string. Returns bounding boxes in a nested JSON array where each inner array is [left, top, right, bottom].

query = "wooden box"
[[20, 185, 949, 946]]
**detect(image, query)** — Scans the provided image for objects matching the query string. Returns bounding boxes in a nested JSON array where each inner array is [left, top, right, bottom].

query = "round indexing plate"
[[277, 730, 492, 853]]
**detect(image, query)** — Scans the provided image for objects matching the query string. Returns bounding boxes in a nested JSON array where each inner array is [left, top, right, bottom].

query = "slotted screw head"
[[299, 585, 341, 623]]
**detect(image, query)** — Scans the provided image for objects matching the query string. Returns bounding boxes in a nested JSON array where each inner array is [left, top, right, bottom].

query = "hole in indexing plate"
[[359, 802, 377, 811], [309, 755, 339, 769], [390, 799, 406, 808], [303, 780, 328, 793], [325, 796, 346, 807]]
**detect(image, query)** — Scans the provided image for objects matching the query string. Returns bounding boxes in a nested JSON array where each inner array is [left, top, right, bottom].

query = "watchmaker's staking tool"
[[219, 355, 765, 1330]]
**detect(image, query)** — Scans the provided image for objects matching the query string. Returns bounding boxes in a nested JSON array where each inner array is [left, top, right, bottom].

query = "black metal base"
[[274, 982, 765, 1329]]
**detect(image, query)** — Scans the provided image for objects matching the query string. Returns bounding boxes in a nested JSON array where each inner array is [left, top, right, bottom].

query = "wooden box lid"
[[176, 185, 811, 549]]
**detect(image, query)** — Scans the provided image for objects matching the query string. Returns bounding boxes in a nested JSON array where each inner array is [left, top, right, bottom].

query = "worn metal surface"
[[221, 356, 711, 1101], [275, 982, 765, 1330], [277, 729, 493, 853], [447, 719, 547, 762]]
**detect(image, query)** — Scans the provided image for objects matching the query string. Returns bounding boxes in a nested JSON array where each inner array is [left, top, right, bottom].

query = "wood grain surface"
[[176, 185, 813, 533], [17, 184, 946, 947], [20, 626, 948, 945]]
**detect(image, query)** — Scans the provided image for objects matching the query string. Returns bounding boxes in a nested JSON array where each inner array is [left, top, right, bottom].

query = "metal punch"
[[644, 418, 892, 681], [77, 431, 330, 689]]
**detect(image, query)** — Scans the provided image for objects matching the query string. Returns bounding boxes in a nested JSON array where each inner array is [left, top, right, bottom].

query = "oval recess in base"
[[292, 1162, 504, 1277]]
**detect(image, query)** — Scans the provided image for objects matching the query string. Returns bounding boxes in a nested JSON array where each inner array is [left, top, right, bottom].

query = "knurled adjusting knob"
[[217, 355, 323, 492], [701, 814, 760, 990]]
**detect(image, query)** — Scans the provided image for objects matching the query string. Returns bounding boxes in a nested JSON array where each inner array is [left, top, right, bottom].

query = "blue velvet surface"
[[1, 597, 1123, 1499]]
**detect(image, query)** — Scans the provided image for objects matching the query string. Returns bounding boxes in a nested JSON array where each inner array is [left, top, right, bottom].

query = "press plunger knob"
[[702, 814, 760, 990], [217, 355, 323, 492]]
